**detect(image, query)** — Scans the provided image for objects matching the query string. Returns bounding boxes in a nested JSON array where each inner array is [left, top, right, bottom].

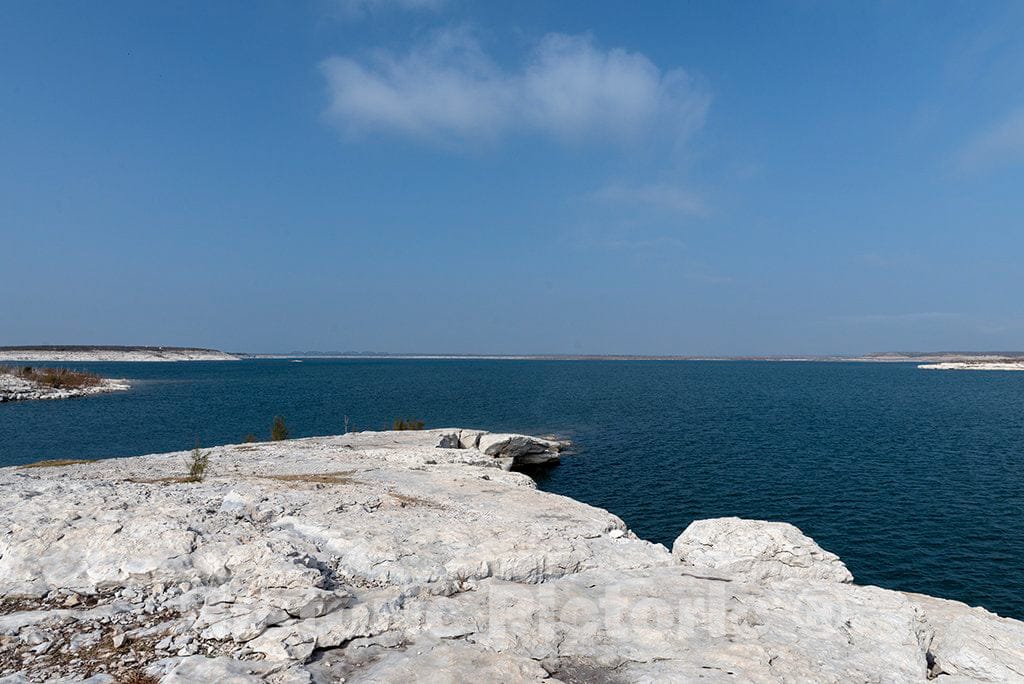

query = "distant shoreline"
[[0, 346, 239, 362], [4, 346, 1024, 364], [240, 351, 1024, 363], [919, 361, 1024, 371]]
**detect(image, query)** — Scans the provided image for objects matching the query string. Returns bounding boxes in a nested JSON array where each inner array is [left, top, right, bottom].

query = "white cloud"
[[320, 29, 709, 147], [592, 182, 708, 217], [956, 106, 1024, 173]]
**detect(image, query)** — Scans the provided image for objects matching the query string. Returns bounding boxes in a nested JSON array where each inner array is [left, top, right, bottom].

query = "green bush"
[[271, 416, 289, 441], [393, 418, 425, 431], [185, 442, 210, 482]]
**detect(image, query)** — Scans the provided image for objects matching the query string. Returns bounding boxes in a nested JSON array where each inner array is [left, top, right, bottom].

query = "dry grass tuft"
[[1, 364, 103, 389], [18, 459, 92, 469], [260, 471, 359, 486], [127, 475, 204, 485], [388, 491, 443, 509]]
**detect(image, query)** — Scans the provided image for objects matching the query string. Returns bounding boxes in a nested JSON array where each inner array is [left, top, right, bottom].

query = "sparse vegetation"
[[387, 491, 442, 509], [260, 470, 357, 486], [18, 459, 92, 469], [0, 364, 103, 389], [184, 442, 210, 482], [244, 433, 257, 443], [393, 418, 425, 431], [271, 416, 289, 441]]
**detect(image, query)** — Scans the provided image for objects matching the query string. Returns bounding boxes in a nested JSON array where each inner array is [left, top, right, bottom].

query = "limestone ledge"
[[0, 429, 1020, 683], [919, 362, 1024, 371]]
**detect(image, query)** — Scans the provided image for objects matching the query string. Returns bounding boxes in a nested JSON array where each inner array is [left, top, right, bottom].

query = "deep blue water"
[[2, 359, 1023, 619]]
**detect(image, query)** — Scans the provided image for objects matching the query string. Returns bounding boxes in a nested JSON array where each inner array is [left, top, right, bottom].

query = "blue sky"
[[2, 1, 1023, 355]]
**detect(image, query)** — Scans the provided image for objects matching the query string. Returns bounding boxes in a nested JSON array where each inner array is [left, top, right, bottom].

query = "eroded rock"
[[672, 517, 854, 583]]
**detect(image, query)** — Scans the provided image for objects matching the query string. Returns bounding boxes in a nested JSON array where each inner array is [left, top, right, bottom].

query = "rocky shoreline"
[[0, 347, 238, 362], [1, 429, 1021, 682], [0, 374, 129, 403], [919, 361, 1024, 371]]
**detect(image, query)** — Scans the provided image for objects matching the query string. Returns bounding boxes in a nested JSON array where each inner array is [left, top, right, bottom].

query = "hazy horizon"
[[8, 344, 1024, 359], [4, 2, 1023, 356]]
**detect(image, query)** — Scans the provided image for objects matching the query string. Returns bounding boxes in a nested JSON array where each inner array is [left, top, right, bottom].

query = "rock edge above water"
[[1, 429, 1021, 683]]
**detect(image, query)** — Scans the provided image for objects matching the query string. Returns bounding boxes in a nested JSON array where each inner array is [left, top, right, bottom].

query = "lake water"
[[2, 359, 1023, 619]]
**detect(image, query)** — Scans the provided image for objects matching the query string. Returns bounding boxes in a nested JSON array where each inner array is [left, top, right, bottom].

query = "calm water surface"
[[2, 359, 1023, 619]]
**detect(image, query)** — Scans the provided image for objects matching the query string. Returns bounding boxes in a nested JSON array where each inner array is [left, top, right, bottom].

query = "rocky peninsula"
[[0, 368, 129, 403], [1, 429, 1021, 683]]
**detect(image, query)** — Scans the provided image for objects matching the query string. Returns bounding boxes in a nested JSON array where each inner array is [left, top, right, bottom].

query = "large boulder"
[[458, 429, 484, 449], [672, 517, 854, 583], [476, 434, 563, 465]]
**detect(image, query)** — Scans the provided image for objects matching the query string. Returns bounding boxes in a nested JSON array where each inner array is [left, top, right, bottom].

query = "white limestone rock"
[[0, 431, 1021, 682], [356, 637, 553, 682], [149, 655, 270, 682], [672, 516, 854, 583], [905, 592, 1024, 681], [467, 566, 931, 682], [458, 429, 483, 449]]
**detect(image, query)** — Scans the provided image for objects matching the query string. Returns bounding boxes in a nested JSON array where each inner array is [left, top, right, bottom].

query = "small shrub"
[[120, 671, 159, 684], [271, 416, 289, 441], [185, 442, 210, 481], [244, 433, 257, 443], [393, 418, 425, 431]]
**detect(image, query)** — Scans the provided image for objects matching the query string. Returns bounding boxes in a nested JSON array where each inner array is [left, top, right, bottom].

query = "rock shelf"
[[0, 429, 1020, 682]]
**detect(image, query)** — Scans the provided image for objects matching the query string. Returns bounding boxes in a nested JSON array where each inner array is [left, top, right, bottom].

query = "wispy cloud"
[[581, 234, 688, 252], [333, 0, 445, 20], [858, 253, 899, 269], [320, 28, 710, 148], [831, 312, 962, 325], [591, 182, 709, 217], [955, 106, 1024, 173]]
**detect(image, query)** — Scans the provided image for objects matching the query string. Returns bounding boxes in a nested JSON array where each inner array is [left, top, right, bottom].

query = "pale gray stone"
[[672, 516, 854, 583], [458, 429, 484, 449], [436, 432, 462, 449], [906, 592, 1024, 681]]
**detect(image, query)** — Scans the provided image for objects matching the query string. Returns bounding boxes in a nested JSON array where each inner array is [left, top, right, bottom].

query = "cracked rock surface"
[[0, 429, 1021, 682]]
